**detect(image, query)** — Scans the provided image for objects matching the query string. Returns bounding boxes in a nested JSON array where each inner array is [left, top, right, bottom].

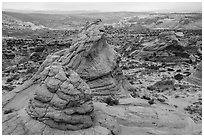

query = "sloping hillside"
[[126, 13, 202, 30], [3, 12, 46, 30], [3, 11, 141, 29], [2, 11, 202, 38]]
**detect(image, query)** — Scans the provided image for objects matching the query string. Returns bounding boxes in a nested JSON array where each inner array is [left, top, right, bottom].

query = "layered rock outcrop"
[[2, 19, 122, 135], [28, 19, 130, 98]]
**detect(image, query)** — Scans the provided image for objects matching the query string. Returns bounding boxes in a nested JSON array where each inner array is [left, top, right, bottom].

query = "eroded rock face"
[[3, 20, 127, 134], [27, 65, 94, 130], [31, 19, 125, 97], [2, 20, 122, 135]]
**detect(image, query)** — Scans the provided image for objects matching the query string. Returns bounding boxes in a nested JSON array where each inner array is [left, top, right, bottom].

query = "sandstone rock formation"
[[36, 19, 124, 97], [2, 19, 123, 135], [2, 19, 202, 135], [8, 19, 131, 99]]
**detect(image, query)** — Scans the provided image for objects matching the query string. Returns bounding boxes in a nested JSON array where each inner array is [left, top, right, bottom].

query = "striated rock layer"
[[29, 19, 130, 98]]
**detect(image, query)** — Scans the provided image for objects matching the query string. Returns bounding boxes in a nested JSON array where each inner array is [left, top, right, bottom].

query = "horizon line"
[[2, 9, 202, 13]]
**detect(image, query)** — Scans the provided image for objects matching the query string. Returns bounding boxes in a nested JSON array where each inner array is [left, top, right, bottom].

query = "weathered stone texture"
[[2, 20, 123, 135], [27, 66, 94, 131]]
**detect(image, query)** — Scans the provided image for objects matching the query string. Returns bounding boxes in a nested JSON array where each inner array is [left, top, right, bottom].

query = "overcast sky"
[[2, 2, 202, 12]]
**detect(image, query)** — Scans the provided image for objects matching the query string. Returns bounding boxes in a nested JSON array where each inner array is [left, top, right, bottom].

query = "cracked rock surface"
[[2, 66, 120, 135], [27, 67, 94, 131]]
